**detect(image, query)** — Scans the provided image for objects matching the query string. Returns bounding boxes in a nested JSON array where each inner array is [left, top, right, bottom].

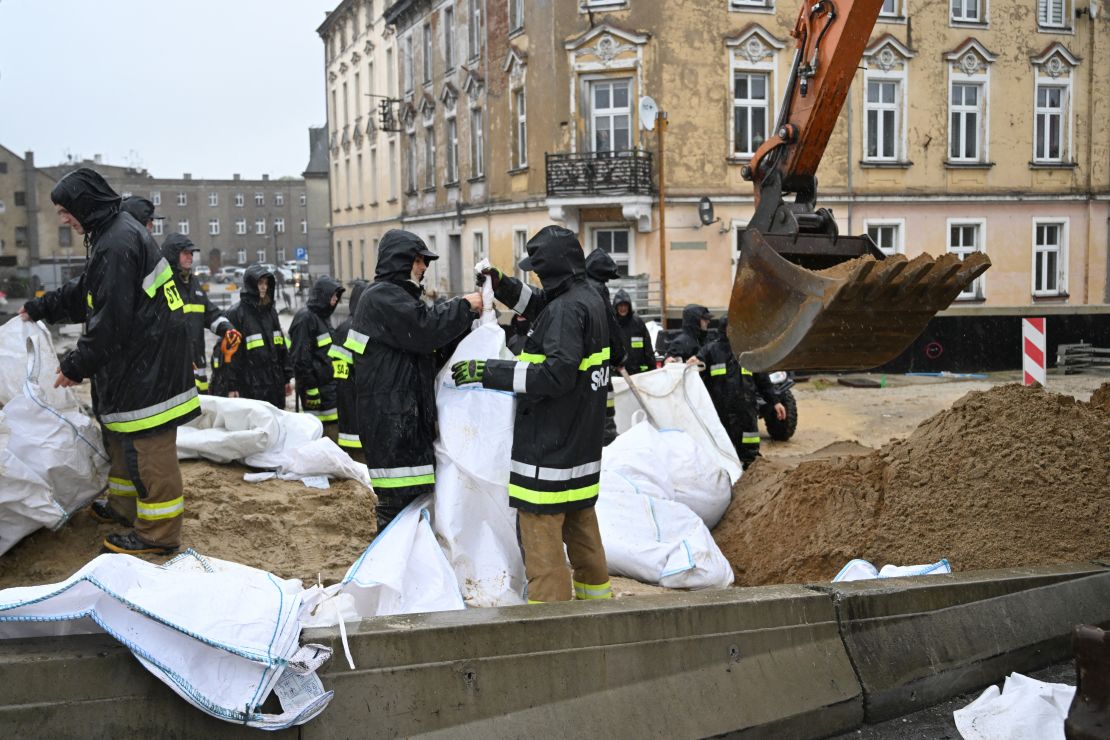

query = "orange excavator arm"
[[728, 0, 990, 372]]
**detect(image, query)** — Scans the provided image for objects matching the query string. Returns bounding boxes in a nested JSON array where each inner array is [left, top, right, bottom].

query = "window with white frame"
[[865, 220, 903, 256], [300, 220, 307, 234], [949, 83, 985, 161], [733, 72, 769, 157], [468, 0, 482, 59], [470, 108, 484, 177], [152, 219, 164, 237], [422, 24, 432, 84], [151, 191, 161, 206], [253, 192, 262, 206], [237, 249, 247, 264], [370, 147, 379, 201], [389, 140, 398, 198], [509, 0, 523, 32], [406, 133, 417, 192], [513, 89, 527, 168], [403, 34, 414, 92], [879, 0, 900, 17], [585, 0, 626, 7], [1034, 84, 1067, 163], [255, 218, 266, 235], [1038, 0, 1067, 28], [424, 125, 436, 188], [209, 218, 220, 235], [236, 218, 247, 235], [276, 247, 285, 263], [208, 192, 218, 207], [274, 218, 285, 234], [513, 228, 529, 280], [472, 231, 486, 265], [177, 192, 187, 206], [178, 220, 190, 235], [446, 116, 459, 183], [947, 220, 985, 299], [275, 192, 284, 206], [257, 249, 267, 263], [593, 228, 632, 277], [1032, 219, 1067, 296], [299, 192, 306, 206], [589, 79, 631, 153], [443, 6, 455, 69], [235, 193, 244, 207], [864, 77, 903, 161], [951, 0, 982, 23]]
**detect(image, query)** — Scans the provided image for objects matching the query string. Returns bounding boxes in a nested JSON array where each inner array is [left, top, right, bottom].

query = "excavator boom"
[[728, 0, 990, 372]]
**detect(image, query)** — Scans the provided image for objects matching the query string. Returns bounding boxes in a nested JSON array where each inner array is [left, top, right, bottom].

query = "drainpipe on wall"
[[846, 81, 854, 236]]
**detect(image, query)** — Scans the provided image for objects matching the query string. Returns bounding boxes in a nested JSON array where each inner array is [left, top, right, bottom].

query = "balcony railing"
[[545, 149, 654, 197]]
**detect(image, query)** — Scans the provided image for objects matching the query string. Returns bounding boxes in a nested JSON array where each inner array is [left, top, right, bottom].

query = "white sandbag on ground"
[[0, 550, 333, 729], [602, 421, 732, 528], [597, 471, 734, 589], [612, 364, 743, 484], [0, 319, 109, 556], [954, 672, 1075, 740], [833, 558, 952, 582]]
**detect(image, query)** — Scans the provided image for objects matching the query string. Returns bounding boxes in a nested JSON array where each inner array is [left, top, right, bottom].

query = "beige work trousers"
[[104, 427, 184, 548], [518, 507, 612, 603]]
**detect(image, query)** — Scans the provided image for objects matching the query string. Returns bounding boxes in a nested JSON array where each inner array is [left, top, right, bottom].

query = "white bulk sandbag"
[[612, 364, 743, 484], [0, 550, 333, 729], [177, 395, 321, 466], [0, 319, 109, 556], [432, 319, 526, 607], [954, 672, 1075, 740], [833, 558, 952, 582], [596, 472, 734, 590]]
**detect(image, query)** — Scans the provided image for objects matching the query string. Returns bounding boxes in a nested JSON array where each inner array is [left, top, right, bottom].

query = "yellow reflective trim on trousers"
[[742, 435, 760, 444], [518, 352, 546, 364], [108, 476, 137, 496], [103, 395, 201, 434], [86, 292, 93, 309], [315, 411, 338, 422], [507, 482, 600, 507], [195, 378, 210, 391], [136, 496, 184, 521], [527, 599, 545, 604], [183, 303, 205, 313], [305, 388, 320, 397], [606, 398, 615, 408], [337, 437, 363, 449], [573, 580, 613, 600], [741, 367, 753, 376], [372, 473, 436, 489], [578, 347, 610, 371]]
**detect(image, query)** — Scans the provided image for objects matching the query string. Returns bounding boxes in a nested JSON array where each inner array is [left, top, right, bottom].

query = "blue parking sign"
[[295, 247, 307, 261]]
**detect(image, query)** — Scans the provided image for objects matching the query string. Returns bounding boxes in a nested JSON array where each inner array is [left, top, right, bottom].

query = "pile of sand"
[[714, 382, 1110, 586], [0, 461, 376, 589]]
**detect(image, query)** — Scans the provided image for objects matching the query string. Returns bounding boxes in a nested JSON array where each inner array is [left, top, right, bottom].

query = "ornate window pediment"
[[461, 66, 484, 103], [943, 38, 996, 76], [420, 91, 436, 122], [401, 102, 417, 132], [1030, 42, 1081, 78], [725, 24, 785, 65], [865, 33, 917, 72], [364, 39, 374, 55], [351, 51, 361, 65], [440, 82, 459, 110], [564, 23, 648, 70], [328, 71, 338, 83], [339, 62, 349, 74], [503, 44, 528, 86]]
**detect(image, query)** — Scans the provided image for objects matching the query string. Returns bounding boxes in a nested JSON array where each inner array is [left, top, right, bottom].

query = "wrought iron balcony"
[[545, 149, 654, 197]]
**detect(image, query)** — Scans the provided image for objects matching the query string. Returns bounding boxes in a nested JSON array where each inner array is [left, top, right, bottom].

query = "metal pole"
[[657, 111, 668, 325]]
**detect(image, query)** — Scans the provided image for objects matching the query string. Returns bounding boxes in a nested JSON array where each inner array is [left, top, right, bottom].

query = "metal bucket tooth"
[[728, 230, 992, 372]]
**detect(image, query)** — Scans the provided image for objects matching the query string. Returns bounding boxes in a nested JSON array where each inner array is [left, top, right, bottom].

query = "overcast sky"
[[0, 0, 337, 179]]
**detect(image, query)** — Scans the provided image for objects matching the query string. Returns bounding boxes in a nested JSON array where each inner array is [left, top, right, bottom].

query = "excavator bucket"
[[728, 229, 991, 372]]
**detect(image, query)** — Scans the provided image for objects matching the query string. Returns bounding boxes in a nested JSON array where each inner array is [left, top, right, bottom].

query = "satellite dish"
[[639, 96, 658, 131], [697, 197, 716, 226]]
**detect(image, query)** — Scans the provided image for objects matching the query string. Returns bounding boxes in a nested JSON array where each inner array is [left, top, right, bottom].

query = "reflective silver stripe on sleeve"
[[193, 367, 207, 378], [510, 459, 602, 482], [100, 388, 198, 425], [210, 316, 231, 333], [330, 346, 353, 362], [513, 361, 529, 393], [512, 283, 533, 314], [141, 257, 171, 293], [245, 333, 263, 343], [366, 464, 436, 479]]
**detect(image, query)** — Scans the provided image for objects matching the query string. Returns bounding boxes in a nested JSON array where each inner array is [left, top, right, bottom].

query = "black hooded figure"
[[342, 229, 478, 530], [465, 225, 613, 604], [222, 264, 292, 408], [613, 288, 656, 374], [330, 279, 370, 461], [161, 233, 234, 393], [583, 249, 628, 445], [665, 304, 712, 361], [289, 275, 345, 433], [506, 313, 531, 355], [22, 168, 198, 555], [120, 196, 156, 230]]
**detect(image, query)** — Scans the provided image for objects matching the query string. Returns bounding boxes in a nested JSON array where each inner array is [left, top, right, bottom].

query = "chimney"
[[184, 173, 192, 180], [94, 154, 102, 164], [262, 174, 270, 181], [23, 151, 34, 167], [233, 173, 241, 180]]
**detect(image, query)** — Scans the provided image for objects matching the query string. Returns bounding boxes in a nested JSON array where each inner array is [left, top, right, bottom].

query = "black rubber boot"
[[102, 531, 178, 556]]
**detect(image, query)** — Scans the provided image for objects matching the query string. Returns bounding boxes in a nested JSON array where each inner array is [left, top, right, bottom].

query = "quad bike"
[[757, 371, 798, 442]]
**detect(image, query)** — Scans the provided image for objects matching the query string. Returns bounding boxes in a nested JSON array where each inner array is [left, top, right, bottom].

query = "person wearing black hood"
[[506, 313, 531, 355], [223, 265, 292, 408], [344, 229, 482, 529], [698, 317, 785, 468], [613, 289, 656, 373], [665, 304, 712, 362], [584, 249, 627, 445], [454, 225, 612, 604], [329, 279, 370, 461], [161, 233, 237, 393], [20, 168, 198, 556], [289, 276, 345, 438], [120, 196, 157, 232]]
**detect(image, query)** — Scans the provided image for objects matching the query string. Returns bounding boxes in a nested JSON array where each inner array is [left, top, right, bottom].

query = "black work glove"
[[476, 266, 502, 291], [451, 359, 486, 386]]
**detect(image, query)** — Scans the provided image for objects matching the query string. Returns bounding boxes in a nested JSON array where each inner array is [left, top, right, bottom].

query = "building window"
[[300, 219, 307, 234], [513, 89, 527, 168], [732, 72, 769, 157], [865, 220, 904, 256], [209, 218, 220, 235], [236, 218, 247, 235], [275, 192, 284, 206], [509, 0, 524, 32], [470, 108, 484, 177], [13, 191, 26, 207], [729, 0, 772, 8], [0, 162, 7, 173], [1032, 220, 1067, 296], [468, 0, 482, 59], [152, 219, 164, 237], [299, 192, 307, 206], [472, 231, 486, 265], [208, 192, 218, 207], [386, 46, 396, 96], [1034, 84, 1066, 163], [257, 248, 267, 263], [949, 83, 984, 162], [951, 0, 982, 23], [370, 147, 379, 202], [356, 153, 364, 205], [389, 140, 398, 199], [1038, 0, 1068, 28], [177, 192, 187, 206], [443, 6, 455, 69], [151, 191, 161, 206], [235, 192, 244, 207], [593, 228, 632, 277], [178, 220, 190, 235], [406, 133, 418, 192], [446, 116, 459, 183], [58, 227, 72, 247], [254, 192, 264, 206], [589, 79, 631, 153], [424, 125, 436, 189], [14, 226, 27, 248], [947, 220, 985, 299], [275, 247, 285, 263], [879, 0, 899, 17], [422, 23, 433, 84], [403, 34, 414, 93], [237, 249, 247, 264], [256, 218, 266, 235], [864, 78, 902, 162], [513, 228, 529, 280], [274, 218, 285, 234]]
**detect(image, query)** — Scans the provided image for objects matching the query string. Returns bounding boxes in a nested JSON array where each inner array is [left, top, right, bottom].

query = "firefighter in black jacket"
[[665, 303, 712, 362], [506, 314, 530, 355], [584, 249, 627, 445], [330, 279, 369, 461], [21, 168, 198, 555], [698, 317, 786, 468], [161, 233, 236, 393], [290, 276, 344, 438], [343, 230, 482, 530], [454, 225, 612, 604], [223, 265, 292, 408], [613, 288, 656, 374]]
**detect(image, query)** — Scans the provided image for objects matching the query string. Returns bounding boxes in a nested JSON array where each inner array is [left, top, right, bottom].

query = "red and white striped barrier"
[[1022, 317, 1047, 387]]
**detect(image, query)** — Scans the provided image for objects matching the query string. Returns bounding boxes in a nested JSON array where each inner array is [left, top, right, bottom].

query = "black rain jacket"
[[343, 229, 475, 496], [484, 226, 610, 514], [331, 279, 370, 451], [24, 169, 198, 435], [698, 317, 779, 455], [222, 265, 291, 408], [506, 314, 530, 355], [162, 233, 231, 392], [120, 196, 155, 226], [613, 289, 655, 374], [289, 276, 344, 422], [665, 304, 710, 361]]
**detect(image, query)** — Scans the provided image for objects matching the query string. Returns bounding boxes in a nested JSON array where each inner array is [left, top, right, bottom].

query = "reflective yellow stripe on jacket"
[[101, 389, 200, 434]]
